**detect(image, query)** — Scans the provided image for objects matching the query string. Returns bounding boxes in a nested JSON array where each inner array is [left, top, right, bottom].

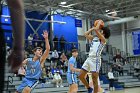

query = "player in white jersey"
[[79, 21, 110, 93]]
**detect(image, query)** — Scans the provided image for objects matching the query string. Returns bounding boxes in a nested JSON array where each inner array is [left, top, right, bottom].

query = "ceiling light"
[[60, 2, 66, 5]]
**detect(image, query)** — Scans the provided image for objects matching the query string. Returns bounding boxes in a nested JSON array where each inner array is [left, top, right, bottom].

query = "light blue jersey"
[[16, 58, 42, 92], [67, 56, 77, 84], [67, 56, 77, 73], [25, 58, 42, 79]]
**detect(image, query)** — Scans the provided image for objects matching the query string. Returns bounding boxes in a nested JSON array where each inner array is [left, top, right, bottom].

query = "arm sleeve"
[[69, 58, 74, 65]]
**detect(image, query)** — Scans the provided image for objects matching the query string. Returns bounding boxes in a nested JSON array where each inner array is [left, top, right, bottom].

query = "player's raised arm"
[[94, 21, 106, 44], [40, 31, 50, 67], [84, 28, 94, 41]]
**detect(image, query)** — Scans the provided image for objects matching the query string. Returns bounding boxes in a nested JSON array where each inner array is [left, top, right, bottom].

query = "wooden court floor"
[[108, 87, 140, 93], [78, 87, 140, 93]]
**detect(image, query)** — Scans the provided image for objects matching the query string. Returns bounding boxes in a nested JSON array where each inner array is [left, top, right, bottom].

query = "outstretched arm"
[[7, 0, 25, 72], [40, 31, 50, 67], [7, 0, 25, 49]]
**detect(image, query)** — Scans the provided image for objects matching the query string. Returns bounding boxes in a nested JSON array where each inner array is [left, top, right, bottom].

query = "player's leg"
[[59, 79, 63, 87], [22, 86, 31, 93], [79, 59, 93, 93], [22, 79, 39, 93], [16, 77, 30, 93], [90, 58, 101, 93], [68, 83, 78, 93], [79, 59, 90, 88], [92, 72, 99, 93], [98, 76, 104, 92], [67, 73, 78, 93], [78, 69, 89, 88]]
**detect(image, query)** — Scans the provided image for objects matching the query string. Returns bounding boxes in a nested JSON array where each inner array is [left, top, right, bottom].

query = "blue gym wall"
[[1, 6, 12, 46], [25, 11, 49, 39], [2, 6, 78, 49], [53, 14, 78, 43]]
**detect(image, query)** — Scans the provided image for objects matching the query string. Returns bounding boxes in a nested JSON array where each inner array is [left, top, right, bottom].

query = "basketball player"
[[15, 31, 50, 93], [78, 20, 110, 93], [67, 49, 81, 93], [88, 73, 105, 92], [7, 0, 25, 72]]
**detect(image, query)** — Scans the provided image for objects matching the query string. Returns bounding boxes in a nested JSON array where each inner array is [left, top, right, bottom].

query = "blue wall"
[[2, 6, 78, 50], [25, 11, 49, 39], [132, 30, 140, 55], [53, 14, 78, 43], [1, 6, 11, 30]]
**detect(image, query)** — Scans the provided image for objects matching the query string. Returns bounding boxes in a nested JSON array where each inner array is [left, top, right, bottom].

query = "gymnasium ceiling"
[[3, 0, 140, 21], [23, 0, 140, 21]]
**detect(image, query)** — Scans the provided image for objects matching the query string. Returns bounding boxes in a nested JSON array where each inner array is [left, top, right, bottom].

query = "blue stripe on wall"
[[53, 14, 78, 43]]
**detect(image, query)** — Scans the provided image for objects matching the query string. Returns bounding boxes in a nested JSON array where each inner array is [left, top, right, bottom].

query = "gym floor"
[[108, 87, 140, 93], [78, 87, 140, 93]]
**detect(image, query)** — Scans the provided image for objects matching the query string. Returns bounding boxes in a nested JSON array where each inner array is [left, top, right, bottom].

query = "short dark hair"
[[71, 49, 78, 53], [32, 47, 42, 52], [102, 27, 111, 39]]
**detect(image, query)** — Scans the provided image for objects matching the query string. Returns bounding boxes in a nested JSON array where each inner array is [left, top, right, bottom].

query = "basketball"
[[94, 19, 104, 29]]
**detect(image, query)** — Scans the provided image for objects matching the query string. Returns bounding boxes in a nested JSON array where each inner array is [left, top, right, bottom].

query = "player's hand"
[[78, 69, 81, 72], [91, 27, 99, 31], [96, 20, 102, 29], [42, 30, 48, 39], [8, 49, 24, 73]]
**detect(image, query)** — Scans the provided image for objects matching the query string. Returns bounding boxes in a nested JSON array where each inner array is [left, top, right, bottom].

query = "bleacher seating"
[[4, 43, 140, 93]]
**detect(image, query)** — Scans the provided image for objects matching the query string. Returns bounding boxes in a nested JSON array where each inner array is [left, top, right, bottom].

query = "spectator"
[[112, 64, 119, 77], [40, 67, 47, 88], [6, 43, 10, 51], [6, 48, 11, 60], [26, 45, 32, 54], [59, 35, 66, 51], [27, 34, 33, 46], [51, 66, 58, 75], [40, 42, 45, 50], [53, 35, 58, 50], [108, 68, 115, 91], [18, 66, 26, 80], [134, 62, 140, 73], [33, 34, 40, 47], [115, 53, 122, 63], [46, 66, 51, 73], [71, 43, 76, 50], [60, 52, 68, 62], [118, 64, 123, 76], [48, 72, 53, 79], [52, 50, 59, 66], [52, 71, 63, 88], [57, 53, 68, 70]]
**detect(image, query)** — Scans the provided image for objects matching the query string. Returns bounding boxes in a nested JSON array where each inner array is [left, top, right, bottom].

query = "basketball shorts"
[[16, 78, 39, 93], [67, 73, 77, 85], [82, 57, 101, 72]]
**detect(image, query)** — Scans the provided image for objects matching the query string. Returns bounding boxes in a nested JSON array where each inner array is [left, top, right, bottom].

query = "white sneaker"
[[113, 87, 115, 90], [60, 85, 64, 87], [56, 85, 59, 88]]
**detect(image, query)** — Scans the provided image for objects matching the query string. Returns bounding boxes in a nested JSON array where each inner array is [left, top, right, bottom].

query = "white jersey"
[[88, 37, 105, 57]]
